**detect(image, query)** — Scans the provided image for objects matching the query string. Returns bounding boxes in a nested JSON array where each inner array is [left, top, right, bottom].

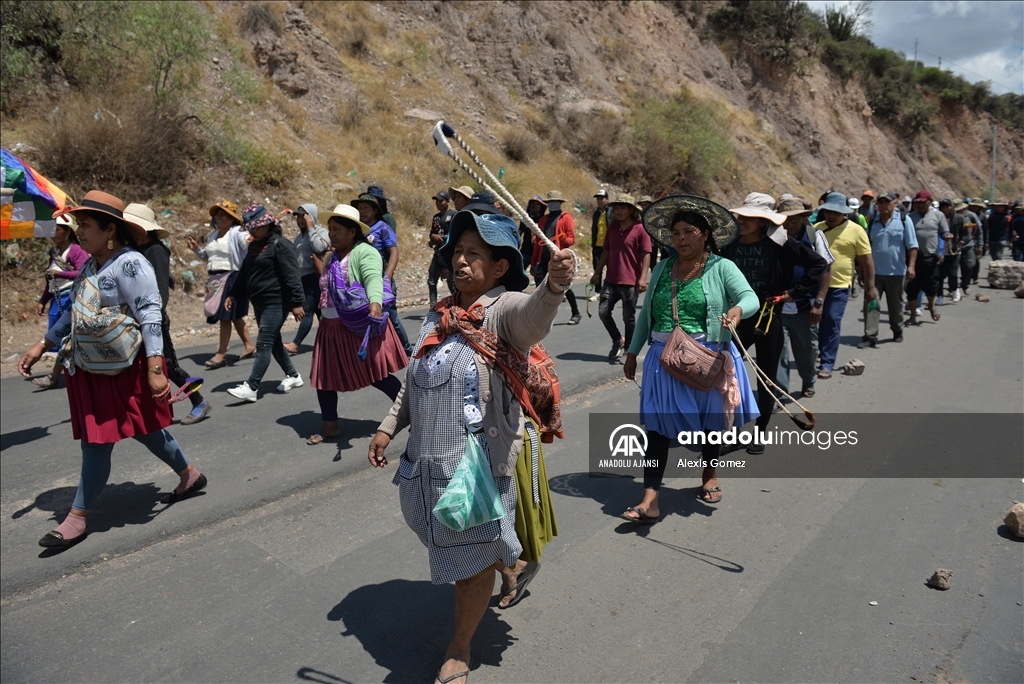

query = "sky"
[[805, 1, 1024, 95]]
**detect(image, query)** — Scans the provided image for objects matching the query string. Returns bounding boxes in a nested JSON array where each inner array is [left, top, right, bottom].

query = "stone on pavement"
[[1004, 502, 1024, 538], [926, 568, 954, 590], [986, 260, 1024, 289]]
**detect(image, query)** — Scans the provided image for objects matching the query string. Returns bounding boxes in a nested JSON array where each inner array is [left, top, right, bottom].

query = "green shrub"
[[709, 0, 819, 65], [238, 145, 297, 187]]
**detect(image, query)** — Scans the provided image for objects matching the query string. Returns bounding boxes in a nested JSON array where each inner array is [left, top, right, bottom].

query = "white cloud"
[[806, 0, 1023, 94]]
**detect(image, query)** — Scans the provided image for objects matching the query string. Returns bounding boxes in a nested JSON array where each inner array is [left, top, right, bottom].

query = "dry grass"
[[238, 2, 281, 35], [501, 129, 541, 163], [34, 90, 198, 197]]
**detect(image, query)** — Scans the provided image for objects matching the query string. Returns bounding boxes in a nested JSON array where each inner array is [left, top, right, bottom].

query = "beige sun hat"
[[55, 213, 78, 230], [448, 185, 474, 202], [777, 195, 812, 216], [124, 203, 170, 242], [730, 192, 786, 225], [545, 190, 567, 203], [318, 204, 370, 234], [609, 193, 641, 212]]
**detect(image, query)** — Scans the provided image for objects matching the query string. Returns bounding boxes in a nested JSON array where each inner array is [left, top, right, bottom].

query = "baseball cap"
[[432, 190, 450, 201], [912, 190, 933, 202], [594, 189, 609, 198]]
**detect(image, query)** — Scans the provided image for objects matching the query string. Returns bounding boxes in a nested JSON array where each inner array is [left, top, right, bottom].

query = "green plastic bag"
[[432, 432, 506, 531]]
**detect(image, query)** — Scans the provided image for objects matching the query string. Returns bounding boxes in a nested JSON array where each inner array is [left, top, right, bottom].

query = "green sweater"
[[628, 253, 759, 355], [328, 241, 385, 305]]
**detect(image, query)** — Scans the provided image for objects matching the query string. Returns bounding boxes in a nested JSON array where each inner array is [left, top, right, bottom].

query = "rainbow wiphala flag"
[[1, 149, 71, 240]]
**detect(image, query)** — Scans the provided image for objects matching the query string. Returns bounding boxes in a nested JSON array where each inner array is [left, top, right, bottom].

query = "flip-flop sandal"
[[239, 349, 257, 360], [698, 486, 723, 504], [620, 506, 658, 524], [931, 311, 941, 321], [802, 388, 816, 397], [816, 370, 832, 379], [498, 561, 540, 609], [33, 376, 58, 389], [205, 359, 227, 369], [436, 667, 471, 684]]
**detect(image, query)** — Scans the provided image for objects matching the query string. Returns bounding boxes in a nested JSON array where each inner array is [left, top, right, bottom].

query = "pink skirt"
[[65, 356, 172, 444], [310, 317, 408, 393]]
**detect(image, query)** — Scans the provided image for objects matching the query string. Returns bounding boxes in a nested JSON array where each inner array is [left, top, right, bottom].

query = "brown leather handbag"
[[659, 259, 726, 392]]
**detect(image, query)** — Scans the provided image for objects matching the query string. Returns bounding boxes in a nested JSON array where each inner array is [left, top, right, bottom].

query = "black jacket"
[[720, 234, 828, 304], [230, 234, 304, 308], [140, 239, 173, 315]]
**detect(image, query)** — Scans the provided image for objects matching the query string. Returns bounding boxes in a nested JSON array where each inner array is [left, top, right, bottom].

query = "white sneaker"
[[915, 306, 924, 317], [953, 289, 962, 302], [936, 296, 945, 306], [588, 294, 599, 302], [277, 374, 304, 392], [227, 383, 258, 403]]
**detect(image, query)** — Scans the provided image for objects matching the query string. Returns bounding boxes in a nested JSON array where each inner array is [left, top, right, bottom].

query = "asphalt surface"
[[1, 279, 1022, 683]]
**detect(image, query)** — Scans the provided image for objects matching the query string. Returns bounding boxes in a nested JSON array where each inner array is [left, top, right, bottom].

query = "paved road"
[[1, 283, 1021, 683]]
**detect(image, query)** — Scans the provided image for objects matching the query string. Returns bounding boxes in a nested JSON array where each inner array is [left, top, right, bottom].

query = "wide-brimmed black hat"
[[641, 195, 739, 250]]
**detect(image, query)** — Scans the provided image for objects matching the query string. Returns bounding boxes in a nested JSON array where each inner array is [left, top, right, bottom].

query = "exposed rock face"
[[988, 261, 1024, 289], [252, 35, 309, 96]]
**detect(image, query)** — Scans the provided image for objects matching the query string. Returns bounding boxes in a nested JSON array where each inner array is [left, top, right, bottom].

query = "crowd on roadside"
[[14, 174, 1024, 684]]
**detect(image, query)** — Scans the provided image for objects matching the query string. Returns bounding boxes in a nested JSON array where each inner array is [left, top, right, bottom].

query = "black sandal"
[[620, 506, 658, 524], [161, 473, 208, 505], [698, 487, 723, 504]]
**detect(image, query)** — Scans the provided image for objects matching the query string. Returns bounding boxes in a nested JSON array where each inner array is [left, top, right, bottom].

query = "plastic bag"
[[432, 432, 506, 531]]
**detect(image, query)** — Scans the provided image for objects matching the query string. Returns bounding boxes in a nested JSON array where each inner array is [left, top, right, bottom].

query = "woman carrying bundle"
[[306, 205, 408, 445], [33, 213, 88, 389], [18, 191, 206, 549]]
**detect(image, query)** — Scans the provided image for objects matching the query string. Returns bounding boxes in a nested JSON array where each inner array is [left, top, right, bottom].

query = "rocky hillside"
[[1, 0, 1022, 354]]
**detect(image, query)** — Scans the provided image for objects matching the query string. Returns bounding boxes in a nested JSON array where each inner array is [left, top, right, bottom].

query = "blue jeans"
[[47, 291, 72, 351], [291, 273, 322, 347], [777, 310, 819, 394], [386, 278, 413, 356], [817, 287, 849, 372], [74, 430, 189, 511], [248, 302, 298, 391]]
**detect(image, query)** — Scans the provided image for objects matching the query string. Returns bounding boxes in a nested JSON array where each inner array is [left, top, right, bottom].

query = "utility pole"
[[913, 39, 918, 72], [938, 56, 941, 70], [990, 124, 997, 200]]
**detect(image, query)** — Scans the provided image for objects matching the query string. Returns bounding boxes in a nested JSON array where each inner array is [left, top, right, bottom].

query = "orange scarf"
[[417, 294, 563, 442]]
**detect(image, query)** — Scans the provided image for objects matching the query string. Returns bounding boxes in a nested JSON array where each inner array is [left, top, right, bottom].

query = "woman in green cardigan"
[[306, 205, 409, 445], [621, 196, 760, 520]]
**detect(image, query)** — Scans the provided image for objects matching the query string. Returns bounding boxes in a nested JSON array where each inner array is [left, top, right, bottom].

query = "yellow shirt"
[[815, 219, 871, 288], [596, 211, 608, 249]]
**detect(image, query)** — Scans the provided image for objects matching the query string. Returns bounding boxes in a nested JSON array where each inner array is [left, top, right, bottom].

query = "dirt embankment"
[[2, 0, 1021, 368]]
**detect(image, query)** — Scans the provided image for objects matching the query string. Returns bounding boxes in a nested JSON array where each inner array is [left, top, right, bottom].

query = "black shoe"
[[857, 337, 877, 349], [746, 443, 765, 455], [608, 338, 623, 362], [161, 473, 208, 505], [720, 443, 744, 455], [568, 313, 582, 325], [893, 334, 904, 343], [38, 529, 87, 549]]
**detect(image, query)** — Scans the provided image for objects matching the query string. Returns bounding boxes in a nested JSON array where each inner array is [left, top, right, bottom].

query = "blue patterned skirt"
[[639, 336, 759, 438]]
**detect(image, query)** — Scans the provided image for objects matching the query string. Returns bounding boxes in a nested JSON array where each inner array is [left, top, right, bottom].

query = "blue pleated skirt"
[[639, 336, 760, 437]]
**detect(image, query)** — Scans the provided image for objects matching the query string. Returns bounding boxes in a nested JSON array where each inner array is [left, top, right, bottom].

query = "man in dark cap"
[[906, 190, 947, 322], [427, 190, 456, 308]]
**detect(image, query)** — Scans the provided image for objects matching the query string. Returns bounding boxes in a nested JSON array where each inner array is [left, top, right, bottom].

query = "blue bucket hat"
[[819, 192, 853, 215], [440, 211, 529, 292]]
